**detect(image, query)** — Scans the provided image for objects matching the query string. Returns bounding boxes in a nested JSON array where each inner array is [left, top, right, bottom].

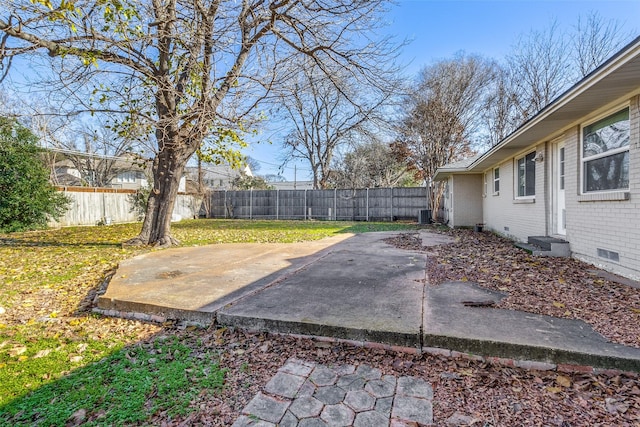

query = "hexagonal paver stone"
[[278, 411, 299, 427], [289, 396, 324, 419], [320, 404, 355, 426], [281, 358, 316, 377], [391, 396, 433, 426], [264, 372, 305, 399], [296, 379, 316, 398], [396, 376, 433, 400], [382, 375, 397, 386], [330, 364, 356, 376], [355, 364, 382, 380], [354, 410, 390, 427], [231, 415, 276, 427], [375, 396, 394, 415], [298, 418, 329, 427], [264, 372, 306, 399], [336, 374, 366, 391], [314, 386, 346, 405], [242, 392, 290, 424], [310, 365, 338, 386], [365, 379, 396, 398], [344, 390, 375, 412]]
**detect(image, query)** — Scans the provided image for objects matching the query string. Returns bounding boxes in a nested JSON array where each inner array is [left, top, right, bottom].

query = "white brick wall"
[[480, 97, 640, 280], [483, 143, 547, 242], [566, 96, 640, 280]]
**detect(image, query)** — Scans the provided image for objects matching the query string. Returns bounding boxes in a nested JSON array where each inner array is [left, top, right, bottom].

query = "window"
[[582, 108, 629, 192], [483, 173, 488, 196], [517, 152, 536, 197], [493, 167, 500, 194], [117, 172, 137, 183]]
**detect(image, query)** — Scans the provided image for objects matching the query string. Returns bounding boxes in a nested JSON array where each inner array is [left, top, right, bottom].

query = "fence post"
[[250, 188, 253, 220], [390, 187, 394, 222], [276, 189, 279, 220], [304, 189, 307, 220], [366, 188, 369, 222], [102, 191, 106, 224], [334, 188, 337, 221]]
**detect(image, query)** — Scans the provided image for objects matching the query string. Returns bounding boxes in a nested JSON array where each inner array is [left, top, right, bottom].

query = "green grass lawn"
[[0, 219, 418, 425]]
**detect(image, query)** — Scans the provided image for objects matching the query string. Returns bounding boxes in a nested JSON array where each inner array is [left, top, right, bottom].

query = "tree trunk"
[[125, 142, 193, 247], [430, 181, 446, 223]]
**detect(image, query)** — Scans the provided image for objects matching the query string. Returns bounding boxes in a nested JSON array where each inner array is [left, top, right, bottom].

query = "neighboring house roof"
[[435, 35, 640, 180], [270, 181, 315, 190], [53, 172, 83, 186], [184, 164, 253, 190], [48, 149, 149, 171]]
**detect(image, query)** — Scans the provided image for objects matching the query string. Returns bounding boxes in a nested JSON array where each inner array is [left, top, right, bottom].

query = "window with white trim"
[[582, 108, 629, 193], [483, 172, 488, 196], [517, 152, 536, 197], [493, 167, 500, 194]]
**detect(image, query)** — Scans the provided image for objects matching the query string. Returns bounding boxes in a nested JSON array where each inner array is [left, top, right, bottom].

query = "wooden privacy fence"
[[206, 187, 430, 221], [50, 186, 202, 227]]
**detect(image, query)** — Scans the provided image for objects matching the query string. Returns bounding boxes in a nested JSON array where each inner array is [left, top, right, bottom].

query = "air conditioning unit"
[[418, 209, 432, 224]]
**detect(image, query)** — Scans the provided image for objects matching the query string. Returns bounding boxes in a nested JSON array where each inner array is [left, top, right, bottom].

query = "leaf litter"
[[420, 228, 640, 348], [2, 224, 640, 425]]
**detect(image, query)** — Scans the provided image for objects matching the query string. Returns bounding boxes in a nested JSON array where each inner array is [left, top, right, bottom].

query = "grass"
[[1, 336, 225, 426], [0, 219, 419, 425]]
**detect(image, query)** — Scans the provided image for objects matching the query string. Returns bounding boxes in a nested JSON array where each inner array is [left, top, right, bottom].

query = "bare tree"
[[263, 173, 286, 183], [482, 14, 633, 146], [573, 11, 632, 77], [1, 0, 394, 246], [395, 54, 494, 218], [506, 21, 572, 122], [277, 52, 401, 189], [330, 139, 415, 189], [480, 65, 521, 146]]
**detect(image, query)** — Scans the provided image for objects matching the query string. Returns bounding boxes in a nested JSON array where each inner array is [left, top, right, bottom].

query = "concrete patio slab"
[[217, 232, 428, 348], [96, 229, 640, 372], [423, 281, 640, 371], [97, 234, 353, 323]]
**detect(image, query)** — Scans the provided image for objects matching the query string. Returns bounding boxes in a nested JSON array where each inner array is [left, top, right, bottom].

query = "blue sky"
[[249, 0, 640, 181]]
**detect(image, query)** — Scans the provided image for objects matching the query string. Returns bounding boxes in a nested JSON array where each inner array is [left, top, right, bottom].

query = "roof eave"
[[460, 35, 640, 173]]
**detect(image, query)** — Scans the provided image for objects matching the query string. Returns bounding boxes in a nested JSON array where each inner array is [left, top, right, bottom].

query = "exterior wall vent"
[[597, 248, 620, 262]]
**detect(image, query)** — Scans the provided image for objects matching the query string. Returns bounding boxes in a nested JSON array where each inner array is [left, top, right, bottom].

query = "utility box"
[[418, 209, 432, 224]]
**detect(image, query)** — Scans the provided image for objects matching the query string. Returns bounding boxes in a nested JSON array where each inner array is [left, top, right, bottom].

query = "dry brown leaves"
[[155, 327, 640, 426], [419, 229, 640, 348]]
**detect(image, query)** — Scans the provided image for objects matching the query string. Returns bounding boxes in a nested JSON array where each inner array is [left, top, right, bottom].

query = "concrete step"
[[528, 236, 567, 250], [516, 236, 571, 257]]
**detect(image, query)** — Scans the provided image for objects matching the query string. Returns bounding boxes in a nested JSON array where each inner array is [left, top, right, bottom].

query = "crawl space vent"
[[597, 248, 620, 262]]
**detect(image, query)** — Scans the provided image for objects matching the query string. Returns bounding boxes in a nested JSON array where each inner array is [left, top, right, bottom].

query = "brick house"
[[434, 36, 640, 280]]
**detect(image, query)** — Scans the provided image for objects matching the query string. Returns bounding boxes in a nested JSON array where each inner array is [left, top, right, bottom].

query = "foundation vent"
[[597, 248, 620, 262]]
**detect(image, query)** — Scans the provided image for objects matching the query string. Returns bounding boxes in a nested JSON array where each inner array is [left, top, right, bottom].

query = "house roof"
[[48, 149, 150, 172], [433, 155, 481, 174], [434, 35, 640, 180]]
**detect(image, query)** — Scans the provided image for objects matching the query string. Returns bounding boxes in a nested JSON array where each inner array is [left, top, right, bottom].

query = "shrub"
[[0, 117, 69, 232]]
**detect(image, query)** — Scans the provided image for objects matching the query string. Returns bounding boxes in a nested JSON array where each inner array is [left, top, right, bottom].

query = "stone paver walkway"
[[232, 358, 433, 427]]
